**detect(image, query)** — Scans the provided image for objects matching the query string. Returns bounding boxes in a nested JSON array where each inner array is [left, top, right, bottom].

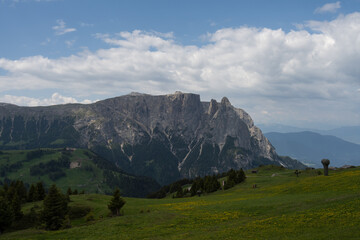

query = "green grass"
[[0, 149, 106, 193], [0, 149, 140, 195], [1, 166, 360, 239]]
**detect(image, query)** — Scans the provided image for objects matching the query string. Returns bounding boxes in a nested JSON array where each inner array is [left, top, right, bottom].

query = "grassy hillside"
[[1, 166, 359, 239], [0, 148, 160, 197]]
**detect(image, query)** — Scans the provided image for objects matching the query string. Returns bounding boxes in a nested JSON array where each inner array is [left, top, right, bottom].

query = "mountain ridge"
[[0, 92, 305, 184], [259, 123, 360, 145]]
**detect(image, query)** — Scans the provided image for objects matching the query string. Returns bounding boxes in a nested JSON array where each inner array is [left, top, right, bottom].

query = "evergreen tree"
[[108, 188, 125, 216], [66, 187, 72, 196], [190, 180, 199, 196], [175, 188, 183, 198], [0, 197, 13, 234], [224, 178, 235, 190], [73, 189, 78, 195], [35, 182, 45, 201], [65, 187, 72, 202], [11, 193, 23, 220], [15, 180, 27, 203], [27, 184, 36, 202], [228, 169, 237, 183], [236, 169, 246, 183], [42, 184, 68, 230]]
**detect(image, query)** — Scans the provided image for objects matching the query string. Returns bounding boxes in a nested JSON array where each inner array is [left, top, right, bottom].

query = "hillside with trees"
[[0, 148, 160, 197]]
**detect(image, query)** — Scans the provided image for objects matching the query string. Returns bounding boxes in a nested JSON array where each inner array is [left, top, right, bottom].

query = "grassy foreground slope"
[[2, 166, 360, 240]]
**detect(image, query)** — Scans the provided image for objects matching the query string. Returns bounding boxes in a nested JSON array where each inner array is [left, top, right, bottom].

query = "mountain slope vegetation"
[[0, 148, 160, 197]]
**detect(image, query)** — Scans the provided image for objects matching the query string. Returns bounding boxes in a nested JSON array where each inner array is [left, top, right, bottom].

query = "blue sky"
[[1, 0, 360, 129], [1, 0, 358, 59]]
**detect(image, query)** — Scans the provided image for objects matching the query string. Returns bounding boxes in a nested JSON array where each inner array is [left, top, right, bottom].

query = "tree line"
[[147, 168, 246, 199], [0, 180, 125, 234]]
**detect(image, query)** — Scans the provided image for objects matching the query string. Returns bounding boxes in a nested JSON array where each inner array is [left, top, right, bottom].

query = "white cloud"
[[0, 93, 93, 106], [52, 19, 76, 36], [65, 39, 75, 47], [315, 1, 341, 14], [1, 13, 360, 126], [79, 22, 94, 27], [41, 37, 51, 45]]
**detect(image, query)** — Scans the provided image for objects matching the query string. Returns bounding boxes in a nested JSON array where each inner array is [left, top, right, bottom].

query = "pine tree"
[[224, 178, 235, 190], [228, 169, 237, 183], [15, 180, 27, 203], [66, 187, 72, 202], [35, 182, 45, 201], [66, 187, 72, 196], [42, 184, 68, 230], [27, 184, 36, 202], [0, 197, 13, 234], [108, 188, 125, 216], [236, 169, 246, 183], [11, 193, 23, 220], [190, 181, 198, 196], [175, 188, 183, 198]]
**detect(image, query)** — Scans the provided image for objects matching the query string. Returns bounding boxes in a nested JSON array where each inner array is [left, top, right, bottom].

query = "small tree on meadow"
[[108, 188, 125, 216], [42, 184, 68, 230]]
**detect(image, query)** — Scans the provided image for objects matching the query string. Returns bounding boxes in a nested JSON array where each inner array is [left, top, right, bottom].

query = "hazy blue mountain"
[[257, 123, 312, 134], [265, 131, 360, 167], [320, 126, 360, 145], [259, 124, 360, 145]]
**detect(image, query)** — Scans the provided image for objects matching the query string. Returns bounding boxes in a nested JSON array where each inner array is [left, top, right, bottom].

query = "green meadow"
[[1, 166, 360, 240]]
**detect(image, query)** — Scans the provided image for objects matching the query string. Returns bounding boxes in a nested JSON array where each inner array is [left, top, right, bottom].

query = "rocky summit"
[[0, 92, 305, 185]]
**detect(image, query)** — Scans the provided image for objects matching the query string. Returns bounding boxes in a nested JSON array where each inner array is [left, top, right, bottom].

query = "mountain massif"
[[0, 92, 304, 185]]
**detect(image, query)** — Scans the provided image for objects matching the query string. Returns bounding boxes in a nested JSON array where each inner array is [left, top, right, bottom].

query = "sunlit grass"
[[1, 167, 360, 239]]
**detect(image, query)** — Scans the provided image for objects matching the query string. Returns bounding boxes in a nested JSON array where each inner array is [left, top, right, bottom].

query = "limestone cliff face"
[[0, 92, 305, 185]]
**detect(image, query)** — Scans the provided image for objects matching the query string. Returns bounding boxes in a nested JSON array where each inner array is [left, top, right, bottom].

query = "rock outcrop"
[[0, 92, 305, 185]]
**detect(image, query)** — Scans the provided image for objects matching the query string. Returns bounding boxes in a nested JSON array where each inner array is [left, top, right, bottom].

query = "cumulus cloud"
[[0, 93, 93, 106], [52, 19, 76, 36], [315, 1, 341, 14], [1, 12, 360, 126]]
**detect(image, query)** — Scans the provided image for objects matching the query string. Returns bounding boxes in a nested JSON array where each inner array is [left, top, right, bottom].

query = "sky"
[[1, 0, 360, 129]]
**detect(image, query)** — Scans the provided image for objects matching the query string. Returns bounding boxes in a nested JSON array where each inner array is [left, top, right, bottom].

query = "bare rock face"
[[0, 92, 305, 185]]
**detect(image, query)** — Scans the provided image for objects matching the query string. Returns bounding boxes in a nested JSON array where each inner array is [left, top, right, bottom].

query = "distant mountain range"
[[265, 131, 360, 167], [259, 124, 360, 145]]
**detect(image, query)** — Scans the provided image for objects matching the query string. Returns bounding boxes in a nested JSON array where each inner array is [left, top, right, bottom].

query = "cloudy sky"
[[0, 0, 360, 129]]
